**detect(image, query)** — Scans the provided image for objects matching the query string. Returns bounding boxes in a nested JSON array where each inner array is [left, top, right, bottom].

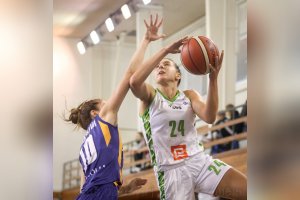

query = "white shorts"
[[153, 152, 231, 200]]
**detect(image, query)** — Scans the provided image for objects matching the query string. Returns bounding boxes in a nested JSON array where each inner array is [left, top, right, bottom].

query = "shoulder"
[[146, 84, 156, 100], [139, 87, 157, 116], [143, 84, 156, 105], [98, 108, 118, 126], [183, 89, 201, 100]]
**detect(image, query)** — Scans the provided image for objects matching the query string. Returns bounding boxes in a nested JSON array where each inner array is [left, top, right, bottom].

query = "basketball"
[[180, 36, 220, 75]]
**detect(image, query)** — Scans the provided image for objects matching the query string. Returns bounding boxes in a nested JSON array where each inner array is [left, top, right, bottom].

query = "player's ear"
[[90, 109, 99, 119], [175, 72, 181, 81]]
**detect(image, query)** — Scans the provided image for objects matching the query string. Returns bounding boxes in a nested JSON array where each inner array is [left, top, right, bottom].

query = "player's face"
[[154, 58, 178, 85]]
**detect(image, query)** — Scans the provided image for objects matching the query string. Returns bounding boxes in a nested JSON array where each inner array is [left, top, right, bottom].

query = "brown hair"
[[64, 99, 102, 130]]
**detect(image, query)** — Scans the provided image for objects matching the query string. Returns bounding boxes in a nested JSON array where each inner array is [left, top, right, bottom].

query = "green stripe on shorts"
[[157, 171, 166, 200]]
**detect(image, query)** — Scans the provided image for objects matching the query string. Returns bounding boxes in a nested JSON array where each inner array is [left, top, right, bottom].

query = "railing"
[[197, 116, 247, 135], [62, 159, 81, 190]]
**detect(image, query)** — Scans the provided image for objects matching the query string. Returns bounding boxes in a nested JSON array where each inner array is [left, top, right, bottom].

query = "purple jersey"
[[79, 115, 123, 193]]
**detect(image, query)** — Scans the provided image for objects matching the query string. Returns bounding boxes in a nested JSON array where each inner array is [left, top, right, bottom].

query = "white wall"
[[53, 37, 93, 191], [235, 80, 247, 106]]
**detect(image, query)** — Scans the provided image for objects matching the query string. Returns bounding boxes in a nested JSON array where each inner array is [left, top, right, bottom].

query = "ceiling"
[[53, 0, 205, 41]]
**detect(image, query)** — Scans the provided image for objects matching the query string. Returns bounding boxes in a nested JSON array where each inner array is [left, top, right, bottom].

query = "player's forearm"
[[205, 78, 218, 123], [127, 38, 150, 74], [130, 47, 168, 86]]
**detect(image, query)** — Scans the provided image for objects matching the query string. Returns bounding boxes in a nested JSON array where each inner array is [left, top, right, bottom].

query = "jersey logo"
[[171, 144, 188, 160], [169, 105, 182, 110]]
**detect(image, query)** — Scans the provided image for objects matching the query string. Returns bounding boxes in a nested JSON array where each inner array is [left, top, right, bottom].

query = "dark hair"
[[217, 110, 226, 117], [165, 58, 181, 86], [64, 99, 102, 130]]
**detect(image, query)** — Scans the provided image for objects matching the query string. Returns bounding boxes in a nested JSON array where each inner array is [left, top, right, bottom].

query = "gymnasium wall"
[[53, 37, 93, 191]]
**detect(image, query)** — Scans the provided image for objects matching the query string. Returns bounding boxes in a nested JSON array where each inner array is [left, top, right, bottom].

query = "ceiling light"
[[90, 30, 100, 44], [143, 0, 151, 5], [121, 4, 131, 19], [105, 18, 114, 32], [77, 41, 86, 54]]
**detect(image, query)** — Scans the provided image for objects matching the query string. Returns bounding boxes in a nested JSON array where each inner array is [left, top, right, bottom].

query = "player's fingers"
[[209, 64, 216, 72], [174, 49, 181, 54], [154, 13, 158, 26], [144, 20, 150, 28], [150, 14, 153, 26], [219, 50, 224, 66], [157, 18, 163, 28], [214, 55, 219, 68], [139, 179, 147, 184]]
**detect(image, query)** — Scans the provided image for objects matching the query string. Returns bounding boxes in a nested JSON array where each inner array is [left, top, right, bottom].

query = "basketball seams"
[[190, 37, 208, 74], [180, 36, 219, 76], [195, 36, 210, 75], [187, 38, 202, 74], [180, 40, 199, 75]]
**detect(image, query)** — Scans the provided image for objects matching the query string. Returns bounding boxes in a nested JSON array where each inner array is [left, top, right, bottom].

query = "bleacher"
[[53, 115, 247, 200]]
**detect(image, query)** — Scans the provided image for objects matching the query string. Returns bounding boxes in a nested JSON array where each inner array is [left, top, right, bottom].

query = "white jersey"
[[141, 89, 204, 169]]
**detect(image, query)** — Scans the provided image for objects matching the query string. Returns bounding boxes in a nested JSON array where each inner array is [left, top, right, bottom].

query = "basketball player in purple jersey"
[[64, 15, 166, 200]]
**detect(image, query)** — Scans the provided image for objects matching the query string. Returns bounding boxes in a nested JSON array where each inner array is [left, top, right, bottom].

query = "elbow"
[[204, 116, 216, 124], [129, 75, 139, 90]]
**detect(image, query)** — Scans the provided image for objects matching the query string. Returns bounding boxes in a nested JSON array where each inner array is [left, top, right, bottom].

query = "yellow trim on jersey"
[[118, 129, 123, 165], [98, 121, 111, 146], [118, 129, 123, 183]]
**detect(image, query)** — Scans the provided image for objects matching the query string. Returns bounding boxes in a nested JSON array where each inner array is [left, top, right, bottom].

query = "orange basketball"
[[180, 36, 220, 75]]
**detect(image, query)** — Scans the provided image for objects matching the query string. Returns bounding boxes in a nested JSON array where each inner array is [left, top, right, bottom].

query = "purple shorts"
[[76, 183, 118, 200]]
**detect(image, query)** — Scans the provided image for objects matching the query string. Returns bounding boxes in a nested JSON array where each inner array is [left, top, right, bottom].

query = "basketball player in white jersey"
[[129, 35, 247, 199]]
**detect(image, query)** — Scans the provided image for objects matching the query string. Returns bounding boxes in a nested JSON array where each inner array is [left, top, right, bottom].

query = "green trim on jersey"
[[157, 89, 180, 103], [139, 90, 157, 117], [141, 108, 157, 166], [157, 171, 166, 200], [141, 92, 165, 199]]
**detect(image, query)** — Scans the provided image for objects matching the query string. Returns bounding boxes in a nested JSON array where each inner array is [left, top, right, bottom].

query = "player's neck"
[[157, 85, 178, 100]]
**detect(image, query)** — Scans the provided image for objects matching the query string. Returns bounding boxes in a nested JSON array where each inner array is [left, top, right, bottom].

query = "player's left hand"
[[144, 14, 166, 42], [127, 178, 147, 193], [209, 50, 224, 80]]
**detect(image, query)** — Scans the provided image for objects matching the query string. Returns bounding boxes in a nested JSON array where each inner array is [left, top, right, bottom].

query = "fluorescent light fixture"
[[77, 41, 86, 54], [90, 30, 100, 44], [105, 18, 114, 32], [143, 0, 151, 5], [121, 4, 131, 19]]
